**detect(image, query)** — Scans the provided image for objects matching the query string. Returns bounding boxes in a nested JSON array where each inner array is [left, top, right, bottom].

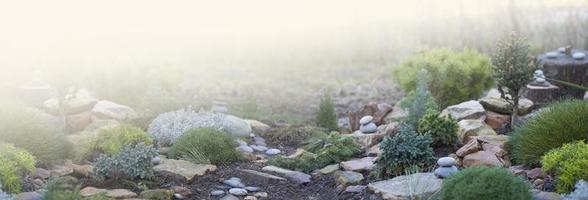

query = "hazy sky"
[[0, 0, 584, 72]]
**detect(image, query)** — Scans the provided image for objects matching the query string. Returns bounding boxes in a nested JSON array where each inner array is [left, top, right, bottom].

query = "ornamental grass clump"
[[509, 100, 588, 166], [0, 143, 36, 194], [439, 167, 532, 200], [375, 124, 435, 178], [170, 128, 241, 165], [542, 141, 588, 193]]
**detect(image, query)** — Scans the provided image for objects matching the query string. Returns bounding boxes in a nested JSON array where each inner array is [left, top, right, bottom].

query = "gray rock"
[[440, 100, 486, 121], [153, 158, 217, 181], [245, 187, 261, 192], [211, 190, 225, 196], [359, 123, 377, 133], [318, 164, 340, 174], [237, 145, 254, 153], [151, 156, 161, 165], [265, 149, 281, 156], [228, 188, 248, 196], [368, 173, 442, 200], [345, 185, 367, 193], [335, 171, 364, 187], [437, 157, 456, 167], [434, 166, 458, 178], [236, 139, 248, 146], [546, 51, 559, 59], [253, 136, 267, 146], [250, 145, 268, 152], [92, 100, 137, 121], [359, 116, 374, 125], [220, 194, 240, 200], [573, 52, 586, 60], [223, 178, 245, 188], [15, 192, 41, 200], [584, 91, 588, 100], [262, 166, 311, 184]]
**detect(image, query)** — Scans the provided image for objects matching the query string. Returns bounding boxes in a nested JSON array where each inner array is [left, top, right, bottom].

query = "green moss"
[[393, 48, 493, 107], [509, 100, 588, 166], [268, 132, 361, 173], [440, 167, 532, 200], [170, 128, 241, 165], [0, 143, 36, 193], [542, 141, 588, 193]]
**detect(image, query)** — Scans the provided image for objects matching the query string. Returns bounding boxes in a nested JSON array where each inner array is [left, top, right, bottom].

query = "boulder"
[[106, 189, 137, 199], [334, 171, 364, 187], [345, 130, 387, 149], [455, 139, 481, 157], [318, 164, 340, 174], [480, 89, 534, 115], [340, 157, 376, 172], [384, 104, 408, 123], [245, 119, 271, 134], [262, 166, 311, 184], [534, 192, 562, 200], [72, 164, 93, 178], [223, 115, 253, 137], [462, 151, 503, 168], [366, 143, 382, 157], [62, 95, 98, 115], [66, 111, 92, 132], [80, 187, 108, 197], [527, 168, 547, 180], [15, 192, 42, 200], [485, 111, 511, 130], [92, 100, 137, 121], [440, 100, 486, 121], [368, 173, 442, 200], [31, 168, 51, 179], [153, 158, 217, 182], [348, 102, 393, 131], [457, 119, 497, 144]]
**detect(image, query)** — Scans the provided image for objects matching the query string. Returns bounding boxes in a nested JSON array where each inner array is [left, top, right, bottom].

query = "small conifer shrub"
[[440, 167, 532, 200], [315, 92, 338, 131], [375, 124, 435, 177]]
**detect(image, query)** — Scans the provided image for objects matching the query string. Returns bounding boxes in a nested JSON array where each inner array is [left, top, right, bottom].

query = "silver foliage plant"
[[148, 108, 227, 146], [563, 180, 588, 200]]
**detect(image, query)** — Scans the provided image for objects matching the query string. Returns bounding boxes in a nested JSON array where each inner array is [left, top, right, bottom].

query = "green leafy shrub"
[[268, 132, 361, 172], [83, 124, 154, 160], [315, 92, 338, 131], [440, 167, 532, 200], [0, 143, 36, 194], [93, 143, 157, 180], [393, 48, 493, 107], [418, 109, 458, 147], [542, 141, 588, 193], [509, 100, 588, 166], [0, 102, 72, 165], [375, 124, 435, 177], [400, 70, 439, 127], [170, 128, 241, 165]]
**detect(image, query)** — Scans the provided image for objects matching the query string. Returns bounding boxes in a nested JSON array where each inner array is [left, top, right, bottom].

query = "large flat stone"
[[368, 173, 442, 200], [440, 100, 485, 121], [153, 158, 217, 182], [261, 165, 311, 184], [457, 119, 497, 144], [340, 157, 376, 172], [462, 151, 503, 168]]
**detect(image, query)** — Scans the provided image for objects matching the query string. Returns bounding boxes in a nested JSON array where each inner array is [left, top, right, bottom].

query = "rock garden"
[[1, 34, 588, 200]]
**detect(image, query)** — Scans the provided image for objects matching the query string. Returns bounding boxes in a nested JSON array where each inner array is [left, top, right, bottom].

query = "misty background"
[[1, 0, 587, 125]]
